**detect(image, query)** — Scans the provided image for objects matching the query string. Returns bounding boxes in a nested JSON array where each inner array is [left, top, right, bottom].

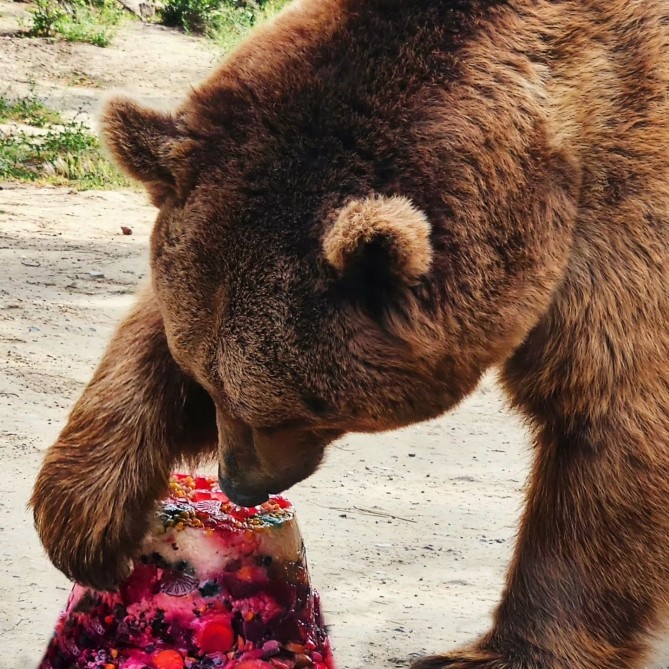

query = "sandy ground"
[[1, 4, 669, 669]]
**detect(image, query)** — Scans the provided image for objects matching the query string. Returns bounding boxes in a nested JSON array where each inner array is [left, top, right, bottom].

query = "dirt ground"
[[1, 4, 669, 669]]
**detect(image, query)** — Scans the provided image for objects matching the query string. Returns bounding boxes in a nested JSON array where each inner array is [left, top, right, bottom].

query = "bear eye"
[[301, 392, 330, 417]]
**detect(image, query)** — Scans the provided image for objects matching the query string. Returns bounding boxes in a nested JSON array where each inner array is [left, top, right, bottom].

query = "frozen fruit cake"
[[39, 474, 334, 669]]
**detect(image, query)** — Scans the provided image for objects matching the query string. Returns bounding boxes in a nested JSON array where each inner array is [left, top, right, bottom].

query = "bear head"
[[99, 0, 578, 505]]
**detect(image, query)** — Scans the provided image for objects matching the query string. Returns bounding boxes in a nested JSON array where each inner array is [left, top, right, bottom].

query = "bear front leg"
[[31, 287, 217, 591], [411, 373, 668, 668]]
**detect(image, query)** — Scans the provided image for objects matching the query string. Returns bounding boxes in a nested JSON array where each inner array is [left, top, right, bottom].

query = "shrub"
[[159, 0, 290, 46], [29, 0, 67, 37], [0, 89, 63, 127], [0, 94, 130, 189], [29, 0, 124, 47]]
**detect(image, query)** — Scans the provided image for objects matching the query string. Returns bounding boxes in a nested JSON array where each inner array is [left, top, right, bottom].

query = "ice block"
[[39, 474, 334, 669]]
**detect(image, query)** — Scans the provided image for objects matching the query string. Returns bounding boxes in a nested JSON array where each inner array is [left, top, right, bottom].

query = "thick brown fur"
[[31, 1, 669, 667]]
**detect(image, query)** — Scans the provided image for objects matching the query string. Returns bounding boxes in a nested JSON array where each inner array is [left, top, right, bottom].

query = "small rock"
[[121, 226, 133, 236], [87, 271, 105, 279]]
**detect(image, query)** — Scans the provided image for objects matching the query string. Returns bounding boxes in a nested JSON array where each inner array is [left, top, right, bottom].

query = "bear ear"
[[99, 95, 188, 207], [323, 195, 433, 286]]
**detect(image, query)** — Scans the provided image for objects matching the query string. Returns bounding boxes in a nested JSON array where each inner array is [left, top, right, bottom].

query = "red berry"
[[152, 650, 184, 669], [194, 477, 212, 490], [197, 618, 235, 653]]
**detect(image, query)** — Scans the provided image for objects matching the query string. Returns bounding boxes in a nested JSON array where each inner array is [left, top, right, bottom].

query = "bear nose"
[[216, 415, 270, 506], [218, 467, 270, 507]]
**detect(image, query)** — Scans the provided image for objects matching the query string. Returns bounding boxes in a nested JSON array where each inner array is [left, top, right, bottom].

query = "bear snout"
[[216, 416, 334, 507], [217, 467, 271, 508]]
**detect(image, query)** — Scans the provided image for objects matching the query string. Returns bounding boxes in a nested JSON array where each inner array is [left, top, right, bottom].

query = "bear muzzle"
[[216, 415, 335, 507], [216, 417, 273, 507], [217, 467, 272, 507]]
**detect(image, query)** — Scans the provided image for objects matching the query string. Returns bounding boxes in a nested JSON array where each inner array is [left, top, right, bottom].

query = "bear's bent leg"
[[413, 426, 664, 668], [31, 287, 217, 591], [412, 316, 669, 669]]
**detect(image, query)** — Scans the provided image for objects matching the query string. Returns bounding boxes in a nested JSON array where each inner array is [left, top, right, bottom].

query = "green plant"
[[0, 123, 130, 188], [29, 0, 124, 47], [29, 0, 67, 36], [0, 94, 130, 189], [160, 0, 219, 32], [159, 0, 290, 47], [0, 91, 63, 127]]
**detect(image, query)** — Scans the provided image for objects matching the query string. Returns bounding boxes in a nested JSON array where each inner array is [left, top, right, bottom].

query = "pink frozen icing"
[[39, 475, 334, 669]]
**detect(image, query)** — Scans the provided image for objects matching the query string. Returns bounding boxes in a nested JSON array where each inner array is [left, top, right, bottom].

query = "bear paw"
[[31, 453, 149, 591], [410, 648, 534, 669]]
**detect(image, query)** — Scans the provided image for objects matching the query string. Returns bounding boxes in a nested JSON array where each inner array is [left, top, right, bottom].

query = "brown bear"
[[30, 0, 669, 667]]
